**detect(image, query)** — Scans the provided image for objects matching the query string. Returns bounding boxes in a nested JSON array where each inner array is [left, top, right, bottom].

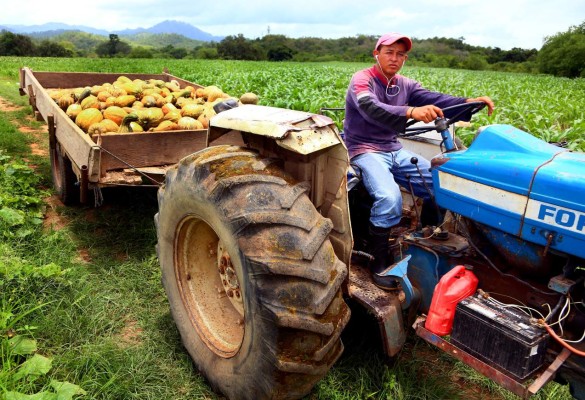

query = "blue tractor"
[[156, 101, 585, 399]]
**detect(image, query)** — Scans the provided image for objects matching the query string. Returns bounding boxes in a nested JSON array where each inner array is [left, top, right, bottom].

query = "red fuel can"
[[425, 265, 478, 336]]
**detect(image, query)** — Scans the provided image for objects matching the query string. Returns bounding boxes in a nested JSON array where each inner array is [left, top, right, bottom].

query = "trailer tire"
[[155, 146, 350, 400], [50, 144, 78, 205]]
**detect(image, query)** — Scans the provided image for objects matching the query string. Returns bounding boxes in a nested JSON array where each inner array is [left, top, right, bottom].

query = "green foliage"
[[38, 31, 104, 56], [35, 40, 74, 57], [538, 21, 585, 78], [0, 112, 30, 156], [193, 46, 218, 59], [6, 23, 585, 76], [0, 152, 81, 399], [0, 154, 47, 238], [217, 34, 263, 60], [128, 46, 153, 59], [95, 34, 131, 58], [123, 32, 204, 50], [0, 31, 35, 56]]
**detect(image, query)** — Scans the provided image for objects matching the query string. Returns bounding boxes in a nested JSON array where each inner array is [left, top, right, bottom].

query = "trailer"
[[19, 67, 239, 204]]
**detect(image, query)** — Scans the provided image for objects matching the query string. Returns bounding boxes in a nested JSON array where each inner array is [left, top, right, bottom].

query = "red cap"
[[375, 33, 412, 51]]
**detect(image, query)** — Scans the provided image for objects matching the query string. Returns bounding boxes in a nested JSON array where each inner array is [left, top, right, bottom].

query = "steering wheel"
[[400, 101, 486, 138]]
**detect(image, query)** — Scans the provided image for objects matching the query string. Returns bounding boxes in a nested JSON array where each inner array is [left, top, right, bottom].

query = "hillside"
[[0, 20, 223, 42]]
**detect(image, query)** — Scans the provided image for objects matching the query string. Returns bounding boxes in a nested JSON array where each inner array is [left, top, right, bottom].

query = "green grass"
[[0, 58, 579, 400]]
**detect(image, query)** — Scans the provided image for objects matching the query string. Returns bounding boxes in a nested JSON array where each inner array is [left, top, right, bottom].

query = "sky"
[[2, 0, 584, 50]]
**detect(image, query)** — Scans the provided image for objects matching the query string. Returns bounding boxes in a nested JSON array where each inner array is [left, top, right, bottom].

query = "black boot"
[[368, 224, 399, 290], [368, 224, 391, 275]]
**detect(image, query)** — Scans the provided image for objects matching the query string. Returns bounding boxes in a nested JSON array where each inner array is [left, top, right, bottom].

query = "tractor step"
[[348, 263, 406, 357]]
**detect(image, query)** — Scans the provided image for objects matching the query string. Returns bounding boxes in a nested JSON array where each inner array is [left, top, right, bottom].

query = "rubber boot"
[[368, 224, 398, 290]]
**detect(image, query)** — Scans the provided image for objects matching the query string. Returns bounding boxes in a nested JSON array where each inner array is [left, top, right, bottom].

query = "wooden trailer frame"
[[19, 67, 212, 202]]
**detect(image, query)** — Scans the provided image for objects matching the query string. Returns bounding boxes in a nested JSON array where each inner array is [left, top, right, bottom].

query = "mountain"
[[1, 22, 109, 36], [0, 20, 223, 42], [114, 20, 223, 42]]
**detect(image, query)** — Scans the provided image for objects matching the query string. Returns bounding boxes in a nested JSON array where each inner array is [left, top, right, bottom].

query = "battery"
[[450, 294, 549, 380]]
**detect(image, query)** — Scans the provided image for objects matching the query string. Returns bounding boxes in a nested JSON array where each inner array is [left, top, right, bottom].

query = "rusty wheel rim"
[[175, 215, 245, 358]]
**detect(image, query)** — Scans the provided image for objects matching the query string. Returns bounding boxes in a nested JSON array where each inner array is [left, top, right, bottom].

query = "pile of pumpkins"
[[48, 76, 259, 136]]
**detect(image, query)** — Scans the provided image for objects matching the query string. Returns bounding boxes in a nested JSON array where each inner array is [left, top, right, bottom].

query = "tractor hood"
[[208, 104, 342, 155], [433, 124, 585, 259]]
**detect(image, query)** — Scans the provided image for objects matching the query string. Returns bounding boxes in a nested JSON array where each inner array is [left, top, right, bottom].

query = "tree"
[[193, 46, 218, 59], [160, 44, 188, 59], [538, 21, 585, 78], [95, 34, 131, 57], [0, 30, 35, 56], [36, 40, 73, 57], [128, 46, 154, 58], [217, 34, 262, 60], [267, 46, 293, 61]]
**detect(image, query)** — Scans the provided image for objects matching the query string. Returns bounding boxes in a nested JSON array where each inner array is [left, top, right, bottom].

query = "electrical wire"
[[484, 294, 546, 320], [563, 330, 585, 344], [547, 297, 571, 339], [539, 320, 585, 357]]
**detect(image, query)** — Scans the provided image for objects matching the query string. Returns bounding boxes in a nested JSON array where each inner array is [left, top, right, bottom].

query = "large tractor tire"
[[50, 144, 79, 205], [155, 145, 350, 400]]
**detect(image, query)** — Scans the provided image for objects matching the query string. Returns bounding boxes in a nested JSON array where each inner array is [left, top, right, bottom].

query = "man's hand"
[[411, 105, 443, 123], [466, 96, 494, 116]]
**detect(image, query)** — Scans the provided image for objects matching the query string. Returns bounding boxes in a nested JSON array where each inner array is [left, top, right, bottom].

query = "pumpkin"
[[197, 114, 209, 129], [163, 110, 181, 123], [120, 81, 142, 96], [65, 103, 82, 120], [118, 113, 140, 133], [141, 95, 157, 108], [103, 106, 128, 125], [100, 118, 119, 132], [88, 119, 119, 136], [165, 80, 181, 92], [80, 95, 99, 110], [76, 87, 92, 103], [97, 91, 111, 102], [49, 89, 67, 101], [75, 108, 103, 132], [181, 103, 205, 118], [240, 92, 259, 105], [136, 108, 164, 129], [129, 122, 144, 132], [58, 93, 75, 111], [151, 120, 179, 132], [161, 102, 178, 114], [114, 95, 137, 108], [171, 89, 192, 102], [177, 116, 203, 130]]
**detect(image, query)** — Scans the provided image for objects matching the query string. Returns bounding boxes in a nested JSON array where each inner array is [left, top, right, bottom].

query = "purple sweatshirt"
[[343, 65, 467, 159]]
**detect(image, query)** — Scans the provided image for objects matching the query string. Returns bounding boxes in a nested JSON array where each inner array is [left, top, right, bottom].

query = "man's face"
[[374, 41, 409, 76]]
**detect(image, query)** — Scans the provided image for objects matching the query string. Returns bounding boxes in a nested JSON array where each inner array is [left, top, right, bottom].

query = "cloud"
[[1, 0, 583, 50]]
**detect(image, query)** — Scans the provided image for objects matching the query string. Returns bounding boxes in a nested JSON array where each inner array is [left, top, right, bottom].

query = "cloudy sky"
[[3, 0, 584, 50]]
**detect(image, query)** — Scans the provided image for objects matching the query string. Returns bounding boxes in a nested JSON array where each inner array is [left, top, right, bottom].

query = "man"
[[343, 32, 494, 287]]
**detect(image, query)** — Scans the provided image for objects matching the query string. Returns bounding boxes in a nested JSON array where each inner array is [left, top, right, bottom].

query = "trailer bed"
[[19, 68, 210, 188]]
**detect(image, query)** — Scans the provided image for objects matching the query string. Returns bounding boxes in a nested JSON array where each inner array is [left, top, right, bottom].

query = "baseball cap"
[[375, 33, 412, 52]]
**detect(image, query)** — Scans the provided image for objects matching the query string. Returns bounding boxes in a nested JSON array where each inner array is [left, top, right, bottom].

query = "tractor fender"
[[208, 104, 343, 155]]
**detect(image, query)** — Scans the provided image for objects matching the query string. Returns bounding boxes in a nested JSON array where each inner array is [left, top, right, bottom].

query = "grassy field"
[[0, 57, 582, 400]]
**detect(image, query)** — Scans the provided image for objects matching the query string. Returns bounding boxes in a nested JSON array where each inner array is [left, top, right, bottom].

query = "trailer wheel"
[[50, 144, 78, 205], [155, 146, 350, 400]]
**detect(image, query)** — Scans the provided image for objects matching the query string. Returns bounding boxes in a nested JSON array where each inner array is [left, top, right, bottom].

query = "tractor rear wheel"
[[155, 145, 350, 400]]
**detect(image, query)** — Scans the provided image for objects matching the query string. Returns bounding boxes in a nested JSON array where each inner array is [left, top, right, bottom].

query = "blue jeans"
[[351, 149, 433, 229]]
